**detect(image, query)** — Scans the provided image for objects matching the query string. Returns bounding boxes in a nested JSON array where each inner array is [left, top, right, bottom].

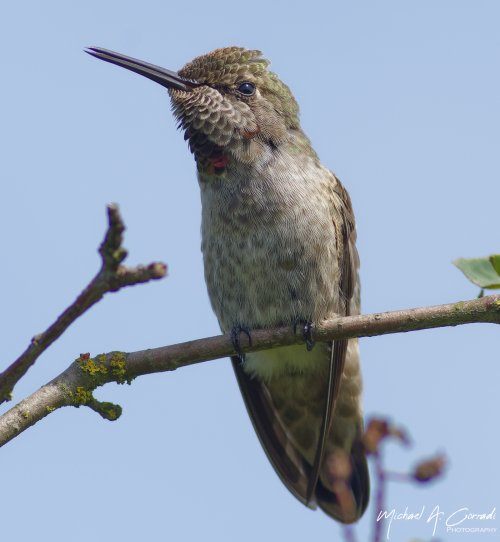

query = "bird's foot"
[[293, 319, 315, 351], [230, 325, 252, 363]]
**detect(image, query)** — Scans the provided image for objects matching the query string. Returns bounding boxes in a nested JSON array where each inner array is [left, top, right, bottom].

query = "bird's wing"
[[306, 174, 358, 497], [313, 174, 369, 521]]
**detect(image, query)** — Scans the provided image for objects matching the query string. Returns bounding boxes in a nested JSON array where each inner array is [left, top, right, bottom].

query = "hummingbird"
[[85, 46, 369, 523]]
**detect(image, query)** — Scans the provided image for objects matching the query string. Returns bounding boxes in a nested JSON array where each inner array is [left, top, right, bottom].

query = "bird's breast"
[[199, 153, 342, 332]]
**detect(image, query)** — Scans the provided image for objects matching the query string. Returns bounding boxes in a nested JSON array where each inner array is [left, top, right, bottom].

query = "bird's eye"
[[237, 82, 256, 96]]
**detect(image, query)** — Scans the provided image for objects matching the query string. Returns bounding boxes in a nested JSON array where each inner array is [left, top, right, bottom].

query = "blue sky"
[[1, 1, 499, 540]]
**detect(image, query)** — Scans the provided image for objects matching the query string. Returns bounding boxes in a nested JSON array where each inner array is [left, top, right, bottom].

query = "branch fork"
[[0, 204, 166, 404]]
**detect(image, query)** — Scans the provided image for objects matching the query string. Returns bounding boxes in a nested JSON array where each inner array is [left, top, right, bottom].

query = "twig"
[[0, 294, 498, 448], [373, 452, 385, 542], [0, 205, 166, 404]]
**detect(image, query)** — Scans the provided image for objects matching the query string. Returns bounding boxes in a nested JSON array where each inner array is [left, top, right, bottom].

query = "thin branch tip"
[[0, 204, 167, 406], [149, 262, 168, 278], [99, 204, 127, 270]]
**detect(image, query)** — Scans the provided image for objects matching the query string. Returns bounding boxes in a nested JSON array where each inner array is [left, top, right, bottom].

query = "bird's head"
[[86, 46, 307, 171]]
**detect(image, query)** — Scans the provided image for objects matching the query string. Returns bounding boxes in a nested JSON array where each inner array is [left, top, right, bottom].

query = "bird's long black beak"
[[85, 46, 198, 92]]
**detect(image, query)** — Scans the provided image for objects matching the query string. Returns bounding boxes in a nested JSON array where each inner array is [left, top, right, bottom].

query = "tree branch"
[[0, 205, 166, 404], [0, 294, 498, 448]]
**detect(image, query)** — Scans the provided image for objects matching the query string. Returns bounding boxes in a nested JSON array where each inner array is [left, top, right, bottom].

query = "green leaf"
[[453, 255, 500, 289], [490, 254, 500, 275]]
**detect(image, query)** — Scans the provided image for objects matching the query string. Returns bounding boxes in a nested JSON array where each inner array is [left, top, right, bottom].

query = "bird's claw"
[[230, 325, 252, 362], [293, 319, 315, 351]]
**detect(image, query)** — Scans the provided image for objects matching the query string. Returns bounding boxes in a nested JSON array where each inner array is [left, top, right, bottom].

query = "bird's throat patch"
[[205, 153, 229, 175], [210, 154, 229, 168]]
